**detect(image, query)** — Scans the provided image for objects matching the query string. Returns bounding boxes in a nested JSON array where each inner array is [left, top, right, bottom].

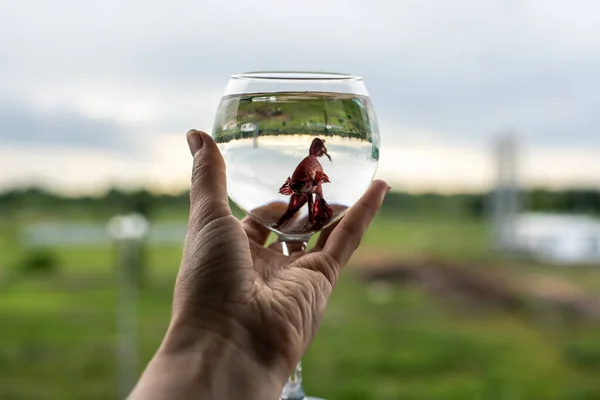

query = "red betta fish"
[[274, 137, 334, 231]]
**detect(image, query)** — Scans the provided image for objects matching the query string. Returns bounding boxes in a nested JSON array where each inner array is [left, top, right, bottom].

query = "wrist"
[[156, 320, 288, 399]]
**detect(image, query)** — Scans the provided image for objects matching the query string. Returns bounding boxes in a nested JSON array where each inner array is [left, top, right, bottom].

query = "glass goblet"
[[212, 71, 380, 400]]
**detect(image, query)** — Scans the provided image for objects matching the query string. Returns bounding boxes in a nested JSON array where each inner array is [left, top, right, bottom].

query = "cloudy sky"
[[1, 0, 599, 194]]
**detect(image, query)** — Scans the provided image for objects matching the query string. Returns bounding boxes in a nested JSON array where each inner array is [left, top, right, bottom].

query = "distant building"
[[240, 123, 256, 132], [512, 213, 600, 265]]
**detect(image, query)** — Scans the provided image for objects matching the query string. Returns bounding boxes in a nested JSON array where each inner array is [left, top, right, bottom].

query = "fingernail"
[[386, 185, 392, 193], [186, 130, 204, 156]]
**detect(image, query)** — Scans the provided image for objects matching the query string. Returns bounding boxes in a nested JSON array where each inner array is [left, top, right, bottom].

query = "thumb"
[[186, 129, 232, 228]]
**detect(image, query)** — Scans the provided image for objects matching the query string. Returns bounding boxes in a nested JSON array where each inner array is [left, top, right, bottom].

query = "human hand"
[[129, 129, 389, 400]]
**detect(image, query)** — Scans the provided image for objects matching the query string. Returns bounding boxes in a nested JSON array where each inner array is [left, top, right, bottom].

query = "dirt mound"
[[356, 255, 600, 322]]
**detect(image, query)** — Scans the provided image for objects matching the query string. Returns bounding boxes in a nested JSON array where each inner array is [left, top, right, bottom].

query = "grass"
[[2, 211, 600, 399], [214, 92, 375, 143]]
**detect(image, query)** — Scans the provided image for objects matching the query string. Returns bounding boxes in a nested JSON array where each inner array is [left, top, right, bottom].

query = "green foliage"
[[528, 188, 600, 214], [15, 249, 60, 275], [1, 186, 599, 221], [213, 92, 374, 143], [563, 336, 600, 370], [0, 187, 249, 222]]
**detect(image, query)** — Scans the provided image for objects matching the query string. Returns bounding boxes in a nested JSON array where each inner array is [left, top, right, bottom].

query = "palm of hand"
[[174, 213, 337, 374], [247, 237, 336, 369], [170, 129, 388, 380]]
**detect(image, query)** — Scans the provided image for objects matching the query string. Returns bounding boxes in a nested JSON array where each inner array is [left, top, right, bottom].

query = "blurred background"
[[1, 1, 600, 399]]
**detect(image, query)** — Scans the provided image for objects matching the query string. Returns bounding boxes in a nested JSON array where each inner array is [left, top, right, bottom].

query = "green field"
[[2, 211, 600, 399], [213, 92, 376, 143]]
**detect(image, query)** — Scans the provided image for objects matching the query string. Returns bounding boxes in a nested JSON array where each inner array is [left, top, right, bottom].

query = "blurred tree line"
[[0, 187, 243, 220], [381, 189, 600, 217], [0, 187, 599, 219]]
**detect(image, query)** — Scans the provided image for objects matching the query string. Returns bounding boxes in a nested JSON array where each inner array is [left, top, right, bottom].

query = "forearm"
[[128, 324, 286, 400]]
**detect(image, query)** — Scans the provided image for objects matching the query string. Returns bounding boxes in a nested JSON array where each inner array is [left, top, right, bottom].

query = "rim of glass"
[[230, 71, 363, 81]]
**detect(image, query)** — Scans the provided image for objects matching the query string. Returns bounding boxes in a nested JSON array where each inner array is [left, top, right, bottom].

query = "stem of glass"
[[281, 361, 305, 400], [278, 235, 311, 400]]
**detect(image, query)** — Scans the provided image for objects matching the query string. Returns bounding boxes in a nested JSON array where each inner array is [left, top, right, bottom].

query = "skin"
[[127, 129, 390, 400]]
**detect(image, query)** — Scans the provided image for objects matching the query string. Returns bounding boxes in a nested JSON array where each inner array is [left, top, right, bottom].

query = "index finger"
[[322, 180, 389, 266]]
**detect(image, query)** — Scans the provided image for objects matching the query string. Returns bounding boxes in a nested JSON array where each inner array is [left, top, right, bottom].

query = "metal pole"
[[116, 238, 139, 398], [107, 214, 149, 399], [491, 132, 520, 253]]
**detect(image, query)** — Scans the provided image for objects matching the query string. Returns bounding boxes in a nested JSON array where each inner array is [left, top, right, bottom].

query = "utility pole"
[[491, 132, 520, 253], [107, 213, 149, 399]]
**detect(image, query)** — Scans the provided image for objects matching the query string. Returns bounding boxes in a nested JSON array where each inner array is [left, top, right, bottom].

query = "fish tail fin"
[[311, 196, 333, 228], [278, 177, 294, 195]]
